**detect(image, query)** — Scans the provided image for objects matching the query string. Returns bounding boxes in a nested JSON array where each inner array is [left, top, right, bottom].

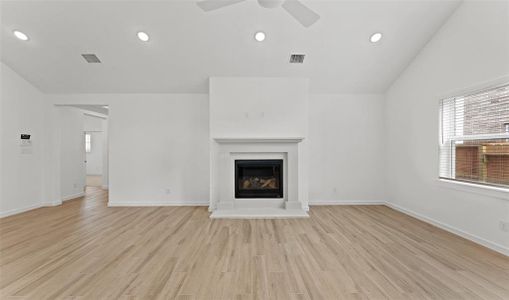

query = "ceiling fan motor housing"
[[257, 0, 284, 9]]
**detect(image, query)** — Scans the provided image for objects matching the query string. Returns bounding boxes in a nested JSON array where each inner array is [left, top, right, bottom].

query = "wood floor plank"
[[0, 187, 508, 299]]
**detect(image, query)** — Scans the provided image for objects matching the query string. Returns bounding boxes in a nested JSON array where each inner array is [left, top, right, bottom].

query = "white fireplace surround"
[[210, 137, 309, 218], [209, 77, 309, 218]]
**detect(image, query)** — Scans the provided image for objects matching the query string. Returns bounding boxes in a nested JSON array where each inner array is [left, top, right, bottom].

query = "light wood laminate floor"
[[1, 187, 508, 299], [86, 175, 102, 187]]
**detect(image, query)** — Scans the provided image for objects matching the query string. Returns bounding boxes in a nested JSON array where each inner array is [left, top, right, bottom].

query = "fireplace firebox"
[[235, 160, 283, 198]]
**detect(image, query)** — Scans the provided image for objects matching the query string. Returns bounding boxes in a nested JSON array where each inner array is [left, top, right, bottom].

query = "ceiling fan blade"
[[196, 0, 246, 12], [281, 0, 320, 27]]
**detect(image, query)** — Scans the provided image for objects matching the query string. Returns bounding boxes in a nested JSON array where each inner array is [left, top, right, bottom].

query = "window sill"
[[437, 179, 509, 200]]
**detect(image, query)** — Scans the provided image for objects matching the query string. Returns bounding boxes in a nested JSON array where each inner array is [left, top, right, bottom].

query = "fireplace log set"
[[240, 177, 278, 189]]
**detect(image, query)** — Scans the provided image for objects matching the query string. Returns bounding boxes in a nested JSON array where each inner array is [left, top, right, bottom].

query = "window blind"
[[439, 84, 509, 188]]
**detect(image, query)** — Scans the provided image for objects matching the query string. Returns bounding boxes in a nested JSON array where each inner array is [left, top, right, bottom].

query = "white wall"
[[111, 96, 209, 205], [59, 107, 86, 200], [0, 68, 2, 213], [49, 94, 210, 205], [385, 0, 509, 255], [0, 62, 49, 216], [50, 90, 387, 208], [309, 94, 385, 203], [84, 114, 103, 131], [210, 77, 308, 138], [1, 68, 383, 213]]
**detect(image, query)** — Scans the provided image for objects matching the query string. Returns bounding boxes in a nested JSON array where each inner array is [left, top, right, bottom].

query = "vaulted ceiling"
[[0, 0, 460, 93]]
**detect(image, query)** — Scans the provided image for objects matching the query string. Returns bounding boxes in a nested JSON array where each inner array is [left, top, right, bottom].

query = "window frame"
[[437, 81, 509, 194], [437, 178, 509, 200]]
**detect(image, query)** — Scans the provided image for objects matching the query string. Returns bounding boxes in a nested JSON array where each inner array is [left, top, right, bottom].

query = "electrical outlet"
[[165, 188, 171, 195], [499, 221, 509, 232]]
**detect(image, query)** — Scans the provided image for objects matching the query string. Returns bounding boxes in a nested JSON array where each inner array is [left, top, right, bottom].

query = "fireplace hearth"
[[235, 160, 283, 198]]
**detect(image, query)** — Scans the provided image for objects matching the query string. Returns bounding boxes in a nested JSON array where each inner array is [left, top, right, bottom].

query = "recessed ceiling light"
[[254, 31, 266, 42], [13, 30, 29, 41], [137, 31, 150, 42], [370, 32, 382, 43]]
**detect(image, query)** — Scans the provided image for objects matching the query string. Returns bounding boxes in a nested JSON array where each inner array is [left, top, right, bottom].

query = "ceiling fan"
[[196, 0, 320, 28]]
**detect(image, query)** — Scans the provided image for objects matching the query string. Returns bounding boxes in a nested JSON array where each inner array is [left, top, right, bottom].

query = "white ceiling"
[[0, 0, 460, 94]]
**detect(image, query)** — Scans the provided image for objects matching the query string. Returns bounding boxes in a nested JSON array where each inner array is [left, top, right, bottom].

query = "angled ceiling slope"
[[0, 0, 460, 94]]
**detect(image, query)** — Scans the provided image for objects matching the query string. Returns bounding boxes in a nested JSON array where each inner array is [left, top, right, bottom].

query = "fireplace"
[[235, 159, 283, 198]]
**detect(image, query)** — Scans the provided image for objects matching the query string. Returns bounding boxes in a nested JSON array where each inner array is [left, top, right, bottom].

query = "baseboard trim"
[[0, 201, 63, 218], [108, 202, 209, 207], [385, 202, 509, 257], [309, 200, 385, 206], [62, 192, 85, 202], [0, 203, 42, 218], [41, 202, 61, 207]]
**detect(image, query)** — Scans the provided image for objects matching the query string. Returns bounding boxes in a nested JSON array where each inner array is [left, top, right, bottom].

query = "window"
[[439, 84, 509, 188], [85, 133, 91, 153]]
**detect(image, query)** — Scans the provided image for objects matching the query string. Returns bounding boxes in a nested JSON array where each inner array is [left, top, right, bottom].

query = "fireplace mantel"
[[209, 137, 309, 218], [213, 137, 304, 143]]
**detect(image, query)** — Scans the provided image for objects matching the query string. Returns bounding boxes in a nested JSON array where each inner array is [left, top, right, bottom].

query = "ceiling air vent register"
[[81, 54, 101, 63], [290, 54, 305, 64]]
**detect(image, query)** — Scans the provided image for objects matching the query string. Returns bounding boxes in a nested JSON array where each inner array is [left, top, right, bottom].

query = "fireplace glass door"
[[235, 160, 283, 198]]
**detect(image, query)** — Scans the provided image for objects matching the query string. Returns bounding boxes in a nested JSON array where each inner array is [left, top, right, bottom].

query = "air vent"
[[81, 54, 101, 63], [289, 54, 305, 64]]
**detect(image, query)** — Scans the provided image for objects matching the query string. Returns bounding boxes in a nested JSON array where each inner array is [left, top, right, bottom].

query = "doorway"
[[84, 116, 106, 188], [55, 105, 109, 202]]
